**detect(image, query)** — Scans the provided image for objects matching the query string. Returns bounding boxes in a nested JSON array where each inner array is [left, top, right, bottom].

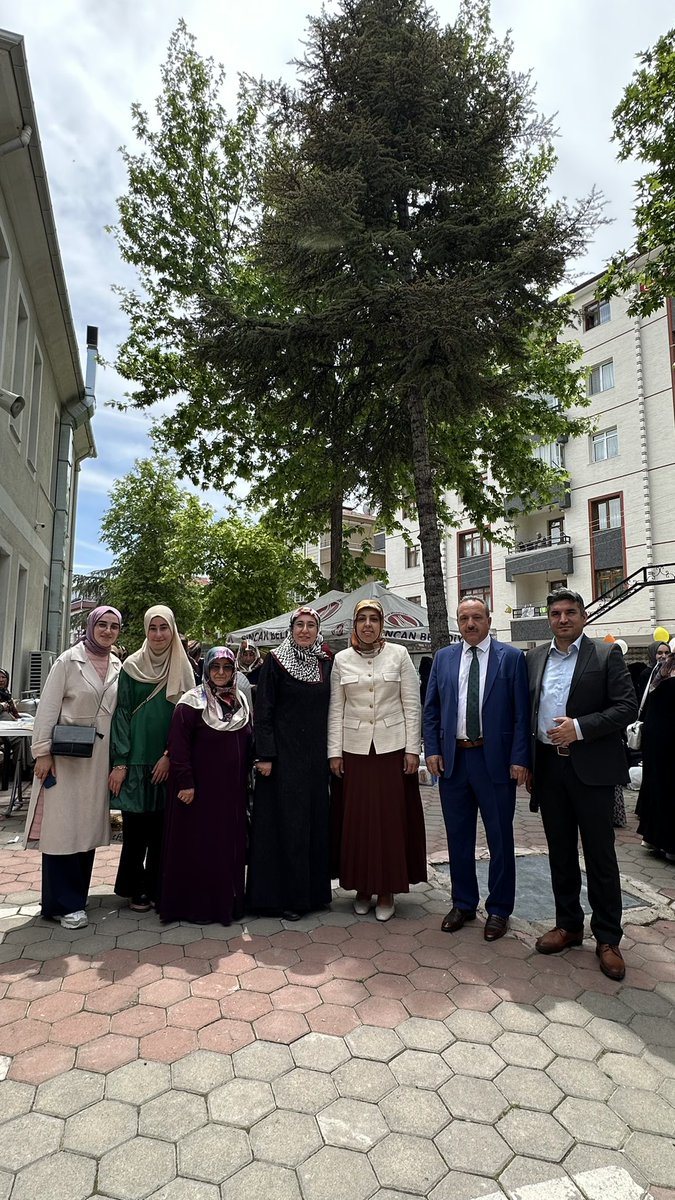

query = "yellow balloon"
[[654, 626, 670, 643]]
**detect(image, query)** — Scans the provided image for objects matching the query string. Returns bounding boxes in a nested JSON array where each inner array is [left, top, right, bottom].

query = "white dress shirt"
[[456, 635, 491, 739], [537, 635, 584, 744]]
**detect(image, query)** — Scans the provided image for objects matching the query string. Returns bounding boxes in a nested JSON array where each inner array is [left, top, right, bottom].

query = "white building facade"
[[0, 30, 96, 691], [386, 275, 675, 647]]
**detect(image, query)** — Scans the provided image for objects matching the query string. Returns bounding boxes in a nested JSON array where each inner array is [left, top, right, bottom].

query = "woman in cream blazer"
[[328, 600, 426, 921]]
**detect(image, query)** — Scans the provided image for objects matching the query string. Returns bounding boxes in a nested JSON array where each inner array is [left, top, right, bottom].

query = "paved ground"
[[0, 784, 674, 1200]]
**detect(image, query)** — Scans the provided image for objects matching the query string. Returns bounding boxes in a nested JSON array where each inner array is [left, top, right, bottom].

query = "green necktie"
[[466, 646, 481, 742]]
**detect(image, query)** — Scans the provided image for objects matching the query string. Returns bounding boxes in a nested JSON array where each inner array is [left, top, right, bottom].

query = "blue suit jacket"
[[423, 639, 530, 782]]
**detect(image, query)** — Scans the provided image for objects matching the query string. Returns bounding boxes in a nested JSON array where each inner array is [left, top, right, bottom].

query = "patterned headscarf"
[[351, 599, 385, 656], [236, 639, 262, 674], [176, 646, 250, 731], [272, 606, 328, 683]]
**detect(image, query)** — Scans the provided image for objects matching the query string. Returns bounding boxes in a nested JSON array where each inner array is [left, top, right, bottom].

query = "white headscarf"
[[123, 605, 195, 704]]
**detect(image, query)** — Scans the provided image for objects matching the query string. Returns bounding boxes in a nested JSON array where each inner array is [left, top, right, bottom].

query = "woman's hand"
[[109, 765, 127, 797], [403, 753, 419, 775], [255, 761, 272, 777], [329, 757, 344, 778], [34, 754, 55, 782], [177, 788, 195, 805], [151, 755, 170, 785]]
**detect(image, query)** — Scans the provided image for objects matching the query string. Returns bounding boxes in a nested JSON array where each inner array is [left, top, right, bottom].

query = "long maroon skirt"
[[335, 748, 427, 894]]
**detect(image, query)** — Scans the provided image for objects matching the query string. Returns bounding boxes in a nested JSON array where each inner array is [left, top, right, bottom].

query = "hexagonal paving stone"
[[490, 1001, 547, 1035], [491, 1063, 562, 1113], [291, 1033, 350, 1073], [178, 1123, 252, 1182], [444, 1010, 501, 1044], [171, 1049, 233, 1094], [272, 1067, 338, 1114], [98, 1136, 176, 1200], [396, 1017, 453, 1053], [250, 1109, 322, 1167], [317, 1098, 388, 1150], [344, 1026, 404, 1062], [598, 1051, 663, 1091], [0, 1079, 35, 1121], [333, 1058, 397, 1102], [556, 1097, 629, 1148], [631, 1013, 675, 1049], [139, 1090, 207, 1141], [208, 1077, 275, 1127], [64, 1098, 137, 1155], [586, 1016, 645, 1055], [298, 1145, 377, 1200], [435, 1119, 511, 1176], [389, 1049, 452, 1090], [625, 1130, 675, 1187], [225, 1161, 302, 1200], [546, 1057, 614, 1101], [609, 1086, 675, 1136], [10, 1149, 96, 1200], [541, 1023, 602, 1061], [439, 1075, 509, 1124], [369, 1131, 447, 1192], [492, 1031, 554, 1069], [428, 1170, 500, 1200], [147, 1182, 219, 1200], [105, 1059, 171, 1104], [442, 1041, 503, 1080], [535, 997, 591, 1026], [34, 1068, 103, 1117], [0, 1112, 63, 1172], [380, 1085, 451, 1138], [233, 1040, 293, 1081], [496, 1109, 572, 1161]]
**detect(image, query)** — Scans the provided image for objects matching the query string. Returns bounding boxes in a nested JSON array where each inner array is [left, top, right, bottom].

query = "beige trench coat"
[[23, 644, 120, 853]]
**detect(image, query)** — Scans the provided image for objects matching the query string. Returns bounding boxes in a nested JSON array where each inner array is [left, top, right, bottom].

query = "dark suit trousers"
[[439, 746, 516, 917], [536, 746, 623, 944]]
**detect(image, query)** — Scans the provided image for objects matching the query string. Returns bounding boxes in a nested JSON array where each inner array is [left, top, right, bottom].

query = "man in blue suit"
[[424, 597, 530, 940]]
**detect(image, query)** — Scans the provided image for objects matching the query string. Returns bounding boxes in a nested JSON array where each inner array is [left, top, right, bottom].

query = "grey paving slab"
[[139, 1091, 208, 1141], [291, 1033, 350, 1072], [541, 1025, 602, 1061], [625, 1130, 675, 1186], [11, 1149, 96, 1200], [396, 1017, 453, 1053], [208, 1078, 275, 1128], [621, 987, 672, 1016], [435, 1120, 512, 1176], [333, 1058, 397, 1102], [536, 999, 593, 1028], [577, 991, 633, 1024], [439, 1075, 509, 1123], [442, 1041, 504, 1080], [545, 1058, 614, 1102], [658, 1077, 675, 1106], [64, 1098, 138, 1155], [147, 1181, 219, 1200], [494, 1063, 564, 1112], [491, 1001, 548, 1035], [344, 1026, 404, 1062], [555, 1097, 629, 1149], [497, 1109, 573, 1161], [0, 1112, 63, 1172], [272, 1067, 338, 1114], [498, 1155, 571, 1196], [98, 1136, 176, 1200], [631, 1013, 675, 1049], [106, 1059, 172, 1104], [298, 1145, 378, 1200], [571, 1165, 648, 1200], [35, 1068, 104, 1117], [224, 1161, 302, 1200], [380, 1085, 451, 1138], [369, 1131, 448, 1192], [177, 1124, 252, 1182], [597, 1051, 663, 1091], [249, 1109, 322, 1167], [445, 1010, 501, 1044], [585, 1018, 644, 1055], [609, 1085, 675, 1135], [233, 1040, 294, 1081], [318, 1097, 388, 1150], [171, 1050, 233, 1094], [429, 1172, 502, 1200], [0, 1080, 35, 1121], [562, 1142, 649, 1192], [493, 1031, 555, 1069], [389, 1048, 452, 1090], [0, 1170, 10, 1200]]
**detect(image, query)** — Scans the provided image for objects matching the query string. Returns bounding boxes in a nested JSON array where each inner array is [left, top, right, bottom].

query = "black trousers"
[[537, 745, 623, 944], [41, 850, 95, 918], [114, 811, 164, 902]]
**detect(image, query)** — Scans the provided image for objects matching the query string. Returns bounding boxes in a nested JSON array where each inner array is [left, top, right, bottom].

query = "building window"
[[591, 495, 622, 532], [595, 567, 624, 597], [373, 531, 385, 552], [407, 595, 421, 605], [533, 440, 563, 469], [405, 545, 420, 569], [548, 518, 565, 544], [460, 586, 491, 610], [458, 531, 488, 558], [588, 360, 614, 396], [548, 578, 568, 592], [583, 299, 611, 331], [591, 427, 619, 462]]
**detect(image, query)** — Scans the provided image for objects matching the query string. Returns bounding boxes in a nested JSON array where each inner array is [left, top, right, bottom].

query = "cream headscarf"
[[122, 605, 195, 704]]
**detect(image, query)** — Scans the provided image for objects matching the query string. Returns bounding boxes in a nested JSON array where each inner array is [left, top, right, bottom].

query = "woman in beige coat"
[[25, 607, 122, 929], [328, 599, 426, 921]]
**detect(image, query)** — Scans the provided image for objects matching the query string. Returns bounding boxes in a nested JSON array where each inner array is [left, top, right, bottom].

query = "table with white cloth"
[[1, 722, 34, 818]]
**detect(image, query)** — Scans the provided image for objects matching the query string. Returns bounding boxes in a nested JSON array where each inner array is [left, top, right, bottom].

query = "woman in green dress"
[[109, 605, 195, 911]]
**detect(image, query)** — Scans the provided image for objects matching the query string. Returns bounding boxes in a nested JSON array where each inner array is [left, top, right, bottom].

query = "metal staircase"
[[585, 563, 675, 624]]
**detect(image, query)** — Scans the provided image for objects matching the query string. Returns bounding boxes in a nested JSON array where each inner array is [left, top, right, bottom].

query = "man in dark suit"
[[527, 588, 637, 980], [424, 597, 530, 941]]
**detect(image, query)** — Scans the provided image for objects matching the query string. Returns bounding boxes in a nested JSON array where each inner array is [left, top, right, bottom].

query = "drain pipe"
[[0, 125, 32, 156], [633, 303, 657, 631]]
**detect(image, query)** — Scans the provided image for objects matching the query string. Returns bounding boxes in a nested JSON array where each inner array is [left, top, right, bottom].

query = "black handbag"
[[51, 725, 98, 758]]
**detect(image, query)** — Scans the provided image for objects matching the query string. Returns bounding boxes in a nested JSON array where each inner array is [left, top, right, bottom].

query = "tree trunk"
[[406, 388, 450, 652], [329, 490, 344, 591]]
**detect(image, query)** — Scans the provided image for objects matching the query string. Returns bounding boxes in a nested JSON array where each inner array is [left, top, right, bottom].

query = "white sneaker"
[[353, 895, 373, 916], [375, 901, 395, 922], [61, 910, 88, 929]]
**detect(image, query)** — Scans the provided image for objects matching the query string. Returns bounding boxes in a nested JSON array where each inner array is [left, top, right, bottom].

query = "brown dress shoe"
[[535, 926, 584, 954], [596, 943, 625, 980], [441, 907, 476, 933], [484, 915, 509, 942]]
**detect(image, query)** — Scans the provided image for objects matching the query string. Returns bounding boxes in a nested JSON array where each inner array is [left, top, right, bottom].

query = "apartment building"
[[386, 275, 675, 647], [0, 30, 96, 690], [303, 507, 386, 582]]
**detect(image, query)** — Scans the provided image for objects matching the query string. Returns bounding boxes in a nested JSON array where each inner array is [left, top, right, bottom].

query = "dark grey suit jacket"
[[527, 634, 637, 803]]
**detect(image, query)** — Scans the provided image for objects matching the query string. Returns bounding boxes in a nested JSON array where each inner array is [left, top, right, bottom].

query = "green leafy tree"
[[599, 28, 675, 315]]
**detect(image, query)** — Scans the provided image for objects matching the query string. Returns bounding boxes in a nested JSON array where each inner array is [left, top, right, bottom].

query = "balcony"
[[505, 534, 574, 582], [509, 604, 551, 643]]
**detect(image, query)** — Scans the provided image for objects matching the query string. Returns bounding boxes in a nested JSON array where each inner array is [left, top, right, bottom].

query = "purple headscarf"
[[82, 606, 122, 657]]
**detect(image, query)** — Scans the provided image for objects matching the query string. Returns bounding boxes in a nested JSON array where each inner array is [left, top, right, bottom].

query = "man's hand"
[[151, 755, 170, 785], [426, 755, 444, 777], [329, 757, 344, 778], [547, 717, 578, 747], [403, 753, 419, 775], [510, 764, 528, 786]]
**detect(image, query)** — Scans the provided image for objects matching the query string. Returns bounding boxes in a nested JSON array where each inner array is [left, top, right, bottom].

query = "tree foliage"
[[599, 28, 675, 316]]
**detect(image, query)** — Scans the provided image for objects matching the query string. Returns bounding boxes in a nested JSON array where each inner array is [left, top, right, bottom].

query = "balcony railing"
[[511, 604, 549, 619], [511, 533, 572, 554]]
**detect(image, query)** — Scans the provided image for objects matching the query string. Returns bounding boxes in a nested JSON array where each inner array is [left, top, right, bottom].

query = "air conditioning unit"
[[26, 651, 54, 696]]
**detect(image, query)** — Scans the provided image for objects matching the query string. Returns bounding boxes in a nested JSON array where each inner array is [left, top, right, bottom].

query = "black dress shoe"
[[441, 906, 476, 933], [282, 910, 302, 922], [484, 915, 509, 942]]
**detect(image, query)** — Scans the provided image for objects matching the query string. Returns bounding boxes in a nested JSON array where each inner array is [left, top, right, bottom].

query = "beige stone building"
[[0, 30, 96, 692], [385, 274, 675, 647], [303, 507, 386, 583]]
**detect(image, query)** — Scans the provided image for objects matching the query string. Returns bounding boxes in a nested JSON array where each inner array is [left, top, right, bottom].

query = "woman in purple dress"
[[158, 647, 252, 925]]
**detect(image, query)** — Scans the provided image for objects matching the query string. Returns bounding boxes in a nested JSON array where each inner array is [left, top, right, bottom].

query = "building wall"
[[303, 509, 386, 581]]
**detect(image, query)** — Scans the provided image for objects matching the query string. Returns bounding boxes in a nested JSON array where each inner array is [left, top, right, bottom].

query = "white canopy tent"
[[227, 581, 460, 650]]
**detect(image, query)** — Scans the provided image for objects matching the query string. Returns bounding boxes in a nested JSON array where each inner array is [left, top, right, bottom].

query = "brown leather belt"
[[456, 738, 484, 749]]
